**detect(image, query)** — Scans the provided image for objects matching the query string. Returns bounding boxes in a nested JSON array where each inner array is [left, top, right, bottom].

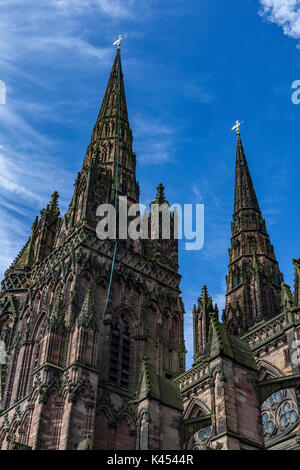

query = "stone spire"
[[193, 285, 218, 363], [234, 133, 260, 213], [151, 183, 169, 206], [83, 48, 139, 205], [41, 191, 60, 224], [77, 288, 96, 330], [223, 132, 283, 335], [54, 49, 140, 240]]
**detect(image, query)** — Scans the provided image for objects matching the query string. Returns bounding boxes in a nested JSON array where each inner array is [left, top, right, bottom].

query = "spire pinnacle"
[[234, 132, 260, 214], [153, 183, 169, 206], [92, 47, 127, 133], [40, 191, 60, 223], [80, 45, 139, 205]]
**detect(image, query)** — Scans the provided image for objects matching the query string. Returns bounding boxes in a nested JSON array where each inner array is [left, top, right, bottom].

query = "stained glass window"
[[261, 389, 299, 442]]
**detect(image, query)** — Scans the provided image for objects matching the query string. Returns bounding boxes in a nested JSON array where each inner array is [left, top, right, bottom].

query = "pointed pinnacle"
[[234, 133, 260, 214], [155, 183, 168, 205], [201, 285, 208, 298]]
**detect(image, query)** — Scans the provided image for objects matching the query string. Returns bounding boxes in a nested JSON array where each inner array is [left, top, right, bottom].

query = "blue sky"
[[0, 0, 300, 369]]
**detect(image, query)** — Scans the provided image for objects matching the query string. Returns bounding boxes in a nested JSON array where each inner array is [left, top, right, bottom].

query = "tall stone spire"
[[223, 132, 283, 335], [55, 49, 140, 240], [83, 48, 139, 205]]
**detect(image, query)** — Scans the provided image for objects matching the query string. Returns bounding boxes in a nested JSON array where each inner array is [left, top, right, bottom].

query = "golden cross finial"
[[113, 35, 123, 49], [231, 120, 243, 134]]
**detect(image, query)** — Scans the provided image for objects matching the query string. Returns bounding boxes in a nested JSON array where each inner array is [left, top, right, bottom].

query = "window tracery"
[[261, 389, 299, 442], [188, 426, 212, 450]]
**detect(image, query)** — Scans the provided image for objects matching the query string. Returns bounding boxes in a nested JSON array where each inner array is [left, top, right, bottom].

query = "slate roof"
[[135, 356, 183, 411]]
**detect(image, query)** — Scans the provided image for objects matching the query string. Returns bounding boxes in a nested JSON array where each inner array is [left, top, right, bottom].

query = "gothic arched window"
[[109, 317, 131, 391]]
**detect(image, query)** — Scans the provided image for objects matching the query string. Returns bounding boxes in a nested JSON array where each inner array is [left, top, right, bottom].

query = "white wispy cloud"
[[0, 133, 73, 279], [54, 0, 137, 18], [0, 145, 71, 205], [0, 0, 138, 20], [136, 142, 173, 164], [29, 36, 112, 62], [0, 6, 113, 75], [183, 81, 213, 104], [192, 185, 203, 203], [0, 105, 49, 145], [0, 98, 71, 206], [132, 114, 177, 164], [259, 0, 300, 45]]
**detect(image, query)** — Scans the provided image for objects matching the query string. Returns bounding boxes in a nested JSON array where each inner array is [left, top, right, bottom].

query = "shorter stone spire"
[[152, 183, 169, 206], [77, 288, 96, 330], [46, 288, 64, 331], [193, 286, 218, 363], [49, 191, 60, 218], [40, 191, 60, 224]]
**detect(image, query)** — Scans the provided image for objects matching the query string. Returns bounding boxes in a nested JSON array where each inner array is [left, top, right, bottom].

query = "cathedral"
[[0, 48, 299, 451]]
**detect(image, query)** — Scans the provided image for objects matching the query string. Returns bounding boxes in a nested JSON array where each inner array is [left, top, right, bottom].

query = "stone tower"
[[0, 49, 185, 450], [222, 131, 283, 335]]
